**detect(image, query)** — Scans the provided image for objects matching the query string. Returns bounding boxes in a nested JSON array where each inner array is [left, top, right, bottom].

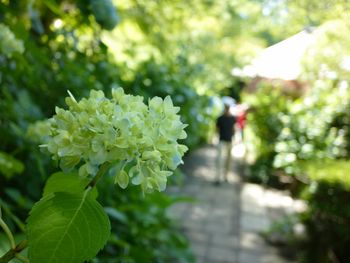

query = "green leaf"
[[27, 191, 110, 263], [43, 172, 98, 199]]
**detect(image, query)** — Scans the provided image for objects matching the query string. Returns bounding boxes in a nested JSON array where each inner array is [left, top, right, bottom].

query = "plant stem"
[[0, 249, 15, 263], [0, 240, 28, 263], [86, 162, 111, 189], [0, 200, 25, 232], [15, 252, 29, 263], [0, 217, 15, 249]]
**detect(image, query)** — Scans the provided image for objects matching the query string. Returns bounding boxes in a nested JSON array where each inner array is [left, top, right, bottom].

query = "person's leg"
[[216, 141, 224, 183], [224, 141, 233, 181], [239, 128, 243, 143]]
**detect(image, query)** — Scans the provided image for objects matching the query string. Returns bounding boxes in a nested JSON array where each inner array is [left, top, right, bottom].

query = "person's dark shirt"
[[216, 114, 236, 142]]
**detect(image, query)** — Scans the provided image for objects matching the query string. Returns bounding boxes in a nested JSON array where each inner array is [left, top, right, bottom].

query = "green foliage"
[[6, 0, 350, 262], [247, 19, 350, 178], [244, 83, 292, 183], [286, 0, 350, 28], [302, 160, 350, 191], [299, 160, 350, 263], [0, 24, 24, 57], [17, 88, 189, 262], [94, 175, 195, 263], [272, 86, 348, 175], [269, 20, 350, 176], [302, 20, 350, 82], [0, 1, 196, 261], [108, 0, 269, 94], [0, 152, 24, 179], [245, 15, 350, 263], [90, 0, 119, 30], [43, 172, 98, 199]]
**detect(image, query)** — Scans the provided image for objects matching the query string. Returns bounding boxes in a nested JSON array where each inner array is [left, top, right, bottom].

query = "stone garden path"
[[167, 143, 305, 263]]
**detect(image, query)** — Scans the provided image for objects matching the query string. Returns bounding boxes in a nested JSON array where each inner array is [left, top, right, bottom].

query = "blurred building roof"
[[232, 27, 316, 81]]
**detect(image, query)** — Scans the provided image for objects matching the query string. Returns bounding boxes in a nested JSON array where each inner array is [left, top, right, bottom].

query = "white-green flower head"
[[39, 88, 188, 192]]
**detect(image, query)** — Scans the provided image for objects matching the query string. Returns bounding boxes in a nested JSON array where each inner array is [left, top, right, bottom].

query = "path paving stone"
[[207, 246, 238, 262], [168, 144, 303, 263]]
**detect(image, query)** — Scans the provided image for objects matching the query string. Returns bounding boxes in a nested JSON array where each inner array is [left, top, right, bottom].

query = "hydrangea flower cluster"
[[38, 88, 188, 192]]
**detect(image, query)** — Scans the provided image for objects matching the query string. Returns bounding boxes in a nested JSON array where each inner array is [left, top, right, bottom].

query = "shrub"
[[244, 83, 291, 184], [299, 160, 350, 263]]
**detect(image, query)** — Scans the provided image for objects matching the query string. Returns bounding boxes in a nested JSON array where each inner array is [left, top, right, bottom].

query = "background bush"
[[299, 160, 350, 263], [244, 19, 350, 263]]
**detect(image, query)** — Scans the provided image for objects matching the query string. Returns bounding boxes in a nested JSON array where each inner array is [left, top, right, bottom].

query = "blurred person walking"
[[236, 103, 248, 143], [215, 102, 236, 185]]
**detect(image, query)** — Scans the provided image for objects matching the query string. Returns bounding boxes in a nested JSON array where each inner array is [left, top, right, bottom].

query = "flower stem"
[[0, 217, 15, 249], [86, 162, 111, 189], [15, 253, 29, 263]]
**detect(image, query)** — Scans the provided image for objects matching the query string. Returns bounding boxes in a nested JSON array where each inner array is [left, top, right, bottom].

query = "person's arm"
[[216, 117, 220, 132]]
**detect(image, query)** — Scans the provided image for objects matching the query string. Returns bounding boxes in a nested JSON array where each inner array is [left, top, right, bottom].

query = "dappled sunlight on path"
[[167, 143, 303, 263]]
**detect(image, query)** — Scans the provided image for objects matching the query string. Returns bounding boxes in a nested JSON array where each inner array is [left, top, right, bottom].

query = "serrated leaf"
[[43, 172, 98, 199], [27, 191, 110, 263]]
